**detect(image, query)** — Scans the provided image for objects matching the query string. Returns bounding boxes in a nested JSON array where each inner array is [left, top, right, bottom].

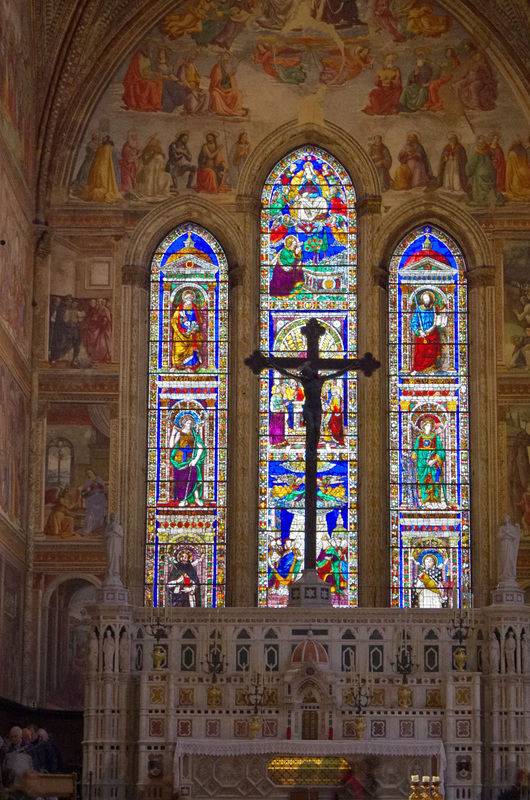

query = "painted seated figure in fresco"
[[362, 53, 401, 116], [196, 132, 230, 193], [411, 417, 446, 509], [167, 548, 202, 607], [412, 551, 451, 608], [79, 468, 108, 535], [410, 290, 446, 373], [209, 52, 246, 116], [171, 290, 203, 371], [122, 45, 164, 112], [44, 487, 78, 538], [169, 414, 206, 506]]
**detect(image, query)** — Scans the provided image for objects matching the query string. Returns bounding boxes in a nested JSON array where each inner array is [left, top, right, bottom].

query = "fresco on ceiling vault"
[[66, 0, 530, 209]]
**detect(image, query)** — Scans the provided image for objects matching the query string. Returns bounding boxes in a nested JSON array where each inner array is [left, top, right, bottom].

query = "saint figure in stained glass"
[[146, 224, 228, 607], [171, 289, 204, 370], [410, 289, 447, 374], [169, 413, 206, 506], [412, 416, 446, 508]]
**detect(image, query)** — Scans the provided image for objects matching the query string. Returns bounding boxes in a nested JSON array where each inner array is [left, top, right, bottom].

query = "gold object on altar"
[[453, 646, 467, 671], [248, 714, 263, 740], [152, 645, 166, 670]]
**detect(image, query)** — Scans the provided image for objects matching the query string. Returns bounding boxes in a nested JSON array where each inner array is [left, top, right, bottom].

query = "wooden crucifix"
[[245, 318, 380, 576]]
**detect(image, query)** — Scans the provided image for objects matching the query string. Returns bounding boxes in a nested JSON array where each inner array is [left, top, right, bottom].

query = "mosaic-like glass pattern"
[[146, 225, 228, 607], [389, 225, 469, 608], [259, 147, 357, 607]]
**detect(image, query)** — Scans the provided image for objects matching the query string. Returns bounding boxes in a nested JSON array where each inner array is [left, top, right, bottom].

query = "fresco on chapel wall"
[[505, 405, 530, 540], [503, 241, 530, 371], [0, 161, 33, 361], [0, 0, 34, 176], [64, 0, 530, 209], [48, 295, 113, 368], [0, 359, 28, 529], [44, 404, 110, 538], [0, 558, 23, 700], [45, 242, 115, 369]]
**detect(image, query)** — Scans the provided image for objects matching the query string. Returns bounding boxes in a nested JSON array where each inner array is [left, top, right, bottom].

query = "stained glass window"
[[389, 225, 469, 608], [146, 224, 228, 608], [259, 147, 357, 608]]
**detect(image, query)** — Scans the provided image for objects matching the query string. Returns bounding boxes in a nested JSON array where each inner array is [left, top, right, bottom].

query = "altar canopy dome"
[[291, 632, 329, 667]]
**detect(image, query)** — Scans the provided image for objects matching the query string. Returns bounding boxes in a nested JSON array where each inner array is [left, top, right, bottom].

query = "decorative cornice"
[[357, 196, 382, 218], [122, 264, 150, 290], [370, 266, 389, 290], [466, 265, 496, 288], [38, 373, 119, 397], [229, 264, 249, 290]]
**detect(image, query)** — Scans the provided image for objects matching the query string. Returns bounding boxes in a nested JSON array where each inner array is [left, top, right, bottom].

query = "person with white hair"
[[0, 726, 34, 781]]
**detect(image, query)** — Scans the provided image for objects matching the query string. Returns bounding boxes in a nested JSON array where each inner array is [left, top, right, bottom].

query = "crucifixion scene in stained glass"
[[258, 147, 358, 608]]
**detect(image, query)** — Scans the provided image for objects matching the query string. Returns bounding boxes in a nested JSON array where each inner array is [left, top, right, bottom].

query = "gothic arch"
[[41, 572, 101, 607], [370, 197, 494, 273], [122, 195, 246, 276], [237, 121, 380, 205]]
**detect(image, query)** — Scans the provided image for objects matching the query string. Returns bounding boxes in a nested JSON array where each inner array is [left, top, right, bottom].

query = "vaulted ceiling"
[[31, 0, 530, 218]]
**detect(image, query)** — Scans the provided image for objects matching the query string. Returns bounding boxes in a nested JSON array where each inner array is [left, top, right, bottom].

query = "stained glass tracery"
[[259, 146, 358, 608], [389, 225, 470, 608], [146, 224, 228, 607]]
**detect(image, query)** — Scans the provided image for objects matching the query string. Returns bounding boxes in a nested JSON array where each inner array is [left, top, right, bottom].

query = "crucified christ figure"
[[267, 360, 352, 458]]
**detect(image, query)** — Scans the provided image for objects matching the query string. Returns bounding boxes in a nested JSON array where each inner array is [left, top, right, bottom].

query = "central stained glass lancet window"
[[259, 147, 358, 608], [389, 225, 470, 608], [146, 225, 228, 608]]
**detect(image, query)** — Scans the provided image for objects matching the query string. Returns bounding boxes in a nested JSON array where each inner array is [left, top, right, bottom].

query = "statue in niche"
[[497, 514, 521, 587], [489, 632, 500, 674], [505, 631, 516, 674], [119, 630, 130, 672], [88, 634, 99, 672], [104, 513, 124, 586], [103, 630, 115, 672]]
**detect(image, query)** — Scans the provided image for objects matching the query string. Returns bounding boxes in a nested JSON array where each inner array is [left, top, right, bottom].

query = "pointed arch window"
[[146, 224, 228, 608], [259, 146, 358, 608], [389, 225, 470, 608]]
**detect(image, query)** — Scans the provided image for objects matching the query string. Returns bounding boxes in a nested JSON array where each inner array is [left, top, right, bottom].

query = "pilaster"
[[467, 265, 498, 607]]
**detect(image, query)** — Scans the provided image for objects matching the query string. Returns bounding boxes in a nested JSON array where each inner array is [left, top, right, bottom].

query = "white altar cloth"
[[173, 738, 446, 791]]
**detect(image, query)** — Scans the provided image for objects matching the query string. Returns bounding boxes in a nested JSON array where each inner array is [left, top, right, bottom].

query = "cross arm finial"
[[359, 352, 381, 378], [244, 350, 270, 375]]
